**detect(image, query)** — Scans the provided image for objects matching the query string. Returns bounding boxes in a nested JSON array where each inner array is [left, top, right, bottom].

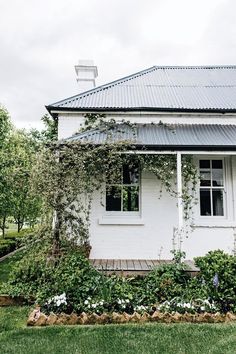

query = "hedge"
[[0, 229, 33, 258]]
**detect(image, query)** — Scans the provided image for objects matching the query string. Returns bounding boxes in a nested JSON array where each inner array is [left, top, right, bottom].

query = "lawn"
[[0, 307, 236, 354]]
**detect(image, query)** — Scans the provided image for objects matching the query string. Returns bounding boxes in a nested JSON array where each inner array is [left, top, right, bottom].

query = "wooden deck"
[[89, 259, 199, 276]]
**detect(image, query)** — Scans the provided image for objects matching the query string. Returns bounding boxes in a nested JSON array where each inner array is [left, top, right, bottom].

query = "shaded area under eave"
[[63, 124, 236, 151]]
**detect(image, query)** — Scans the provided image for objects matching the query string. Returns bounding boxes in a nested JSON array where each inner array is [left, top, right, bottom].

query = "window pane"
[[200, 189, 211, 216], [200, 160, 210, 169], [212, 160, 223, 186], [200, 170, 211, 186], [106, 186, 121, 211], [123, 164, 139, 184], [123, 186, 139, 211], [213, 189, 224, 216], [212, 160, 223, 169]]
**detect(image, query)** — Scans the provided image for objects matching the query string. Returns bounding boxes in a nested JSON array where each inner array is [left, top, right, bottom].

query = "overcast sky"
[[0, 0, 235, 129]]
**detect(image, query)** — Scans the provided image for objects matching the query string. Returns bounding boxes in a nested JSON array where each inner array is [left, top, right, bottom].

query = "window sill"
[[192, 220, 236, 228], [98, 217, 145, 225]]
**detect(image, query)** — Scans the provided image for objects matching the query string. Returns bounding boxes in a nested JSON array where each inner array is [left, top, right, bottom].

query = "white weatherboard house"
[[47, 63, 236, 264]]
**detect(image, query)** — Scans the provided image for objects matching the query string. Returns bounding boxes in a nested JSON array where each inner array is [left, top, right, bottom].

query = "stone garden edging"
[[27, 308, 236, 326]]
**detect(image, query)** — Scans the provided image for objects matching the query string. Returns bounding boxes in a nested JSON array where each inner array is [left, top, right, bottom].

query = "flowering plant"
[[156, 298, 218, 314], [44, 293, 68, 312]]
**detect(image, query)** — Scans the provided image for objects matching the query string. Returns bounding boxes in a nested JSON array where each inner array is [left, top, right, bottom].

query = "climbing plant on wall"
[[32, 114, 199, 257]]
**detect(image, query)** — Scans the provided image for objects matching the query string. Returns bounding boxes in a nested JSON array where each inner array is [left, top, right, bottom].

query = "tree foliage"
[[0, 106, 44, 237], [0, 106, 13, 236], [29, 114, 58, 146]]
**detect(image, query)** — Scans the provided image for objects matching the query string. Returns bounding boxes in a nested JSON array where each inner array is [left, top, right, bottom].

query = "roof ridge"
[[153, 65, 236, 69]]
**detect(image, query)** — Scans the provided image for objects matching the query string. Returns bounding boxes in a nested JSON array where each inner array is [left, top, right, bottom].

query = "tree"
[[10, 130, 41, 232], [0, 106, 13, 236], [0, 105, 12, 146], [29, 114, 58, 146], [0, 106, 42, 236]]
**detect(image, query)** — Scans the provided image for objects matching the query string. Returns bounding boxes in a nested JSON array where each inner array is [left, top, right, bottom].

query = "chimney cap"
[[75, 59, 98, 77]]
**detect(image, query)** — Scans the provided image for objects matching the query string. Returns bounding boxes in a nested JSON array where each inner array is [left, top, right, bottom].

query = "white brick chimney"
[[75, 59, 98, 93]]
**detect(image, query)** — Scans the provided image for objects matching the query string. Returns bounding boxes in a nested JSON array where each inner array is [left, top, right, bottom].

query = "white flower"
[[84, 300, 89, 305], [200, 306, 205, 311], [203, 300, 210, 305], [92, 303, 97, 308], [117, 299, 122, 305], [99, 301, 104, 306], [125, 299, 130, 303]]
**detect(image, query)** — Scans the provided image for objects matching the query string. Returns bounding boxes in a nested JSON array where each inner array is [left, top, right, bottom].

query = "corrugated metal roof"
[[64, 124, 236, 150], [47, 66, 236, 113]]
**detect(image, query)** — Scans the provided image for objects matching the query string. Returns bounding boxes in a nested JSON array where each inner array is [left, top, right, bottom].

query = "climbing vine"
[[32, 114, 199, 257]]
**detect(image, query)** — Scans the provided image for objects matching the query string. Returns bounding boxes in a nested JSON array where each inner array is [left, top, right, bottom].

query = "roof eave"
[[138, 144, 236, 151], [58, 141, 236, 151], [46, 105, 236, 116]]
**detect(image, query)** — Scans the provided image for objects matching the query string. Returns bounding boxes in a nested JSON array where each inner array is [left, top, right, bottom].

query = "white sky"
[[0, 0, 235, 129]]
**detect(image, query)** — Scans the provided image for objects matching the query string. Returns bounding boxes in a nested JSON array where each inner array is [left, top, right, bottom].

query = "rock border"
[[27, 308, 236, 326]]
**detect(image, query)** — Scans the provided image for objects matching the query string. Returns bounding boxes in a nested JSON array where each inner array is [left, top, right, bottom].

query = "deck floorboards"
[[89, 259, 199, 275]]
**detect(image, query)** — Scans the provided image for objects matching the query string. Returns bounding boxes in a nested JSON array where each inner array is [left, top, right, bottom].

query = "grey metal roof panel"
[[64, 124, 236, 150], [47, 66, 236, 112]]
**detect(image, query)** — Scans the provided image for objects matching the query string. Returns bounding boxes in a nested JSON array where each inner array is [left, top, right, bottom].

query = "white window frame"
[[193, 156, 235, 226], [105, 164, 141, 217], [199, 158, 225, 218]]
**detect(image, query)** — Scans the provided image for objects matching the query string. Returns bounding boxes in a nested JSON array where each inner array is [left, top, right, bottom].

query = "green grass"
[[0, 250, 23, 286], [0, 307, 236, 354]]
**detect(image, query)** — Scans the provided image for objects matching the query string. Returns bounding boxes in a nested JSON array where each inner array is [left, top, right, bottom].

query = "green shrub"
[[195, 250, 236, 312], [0, 228, 35, 258], [5, 228, 34, 240], [141, 254, 190, 304], [4, 247, 102, 312], [0, 239, 16, 257]]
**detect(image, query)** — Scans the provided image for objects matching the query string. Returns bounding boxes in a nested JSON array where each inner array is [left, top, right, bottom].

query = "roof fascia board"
[[46, 106, 236, 115], [49, 109, 236, 117], [137, 145, 236, 151], [127, 150, 236, 155]]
